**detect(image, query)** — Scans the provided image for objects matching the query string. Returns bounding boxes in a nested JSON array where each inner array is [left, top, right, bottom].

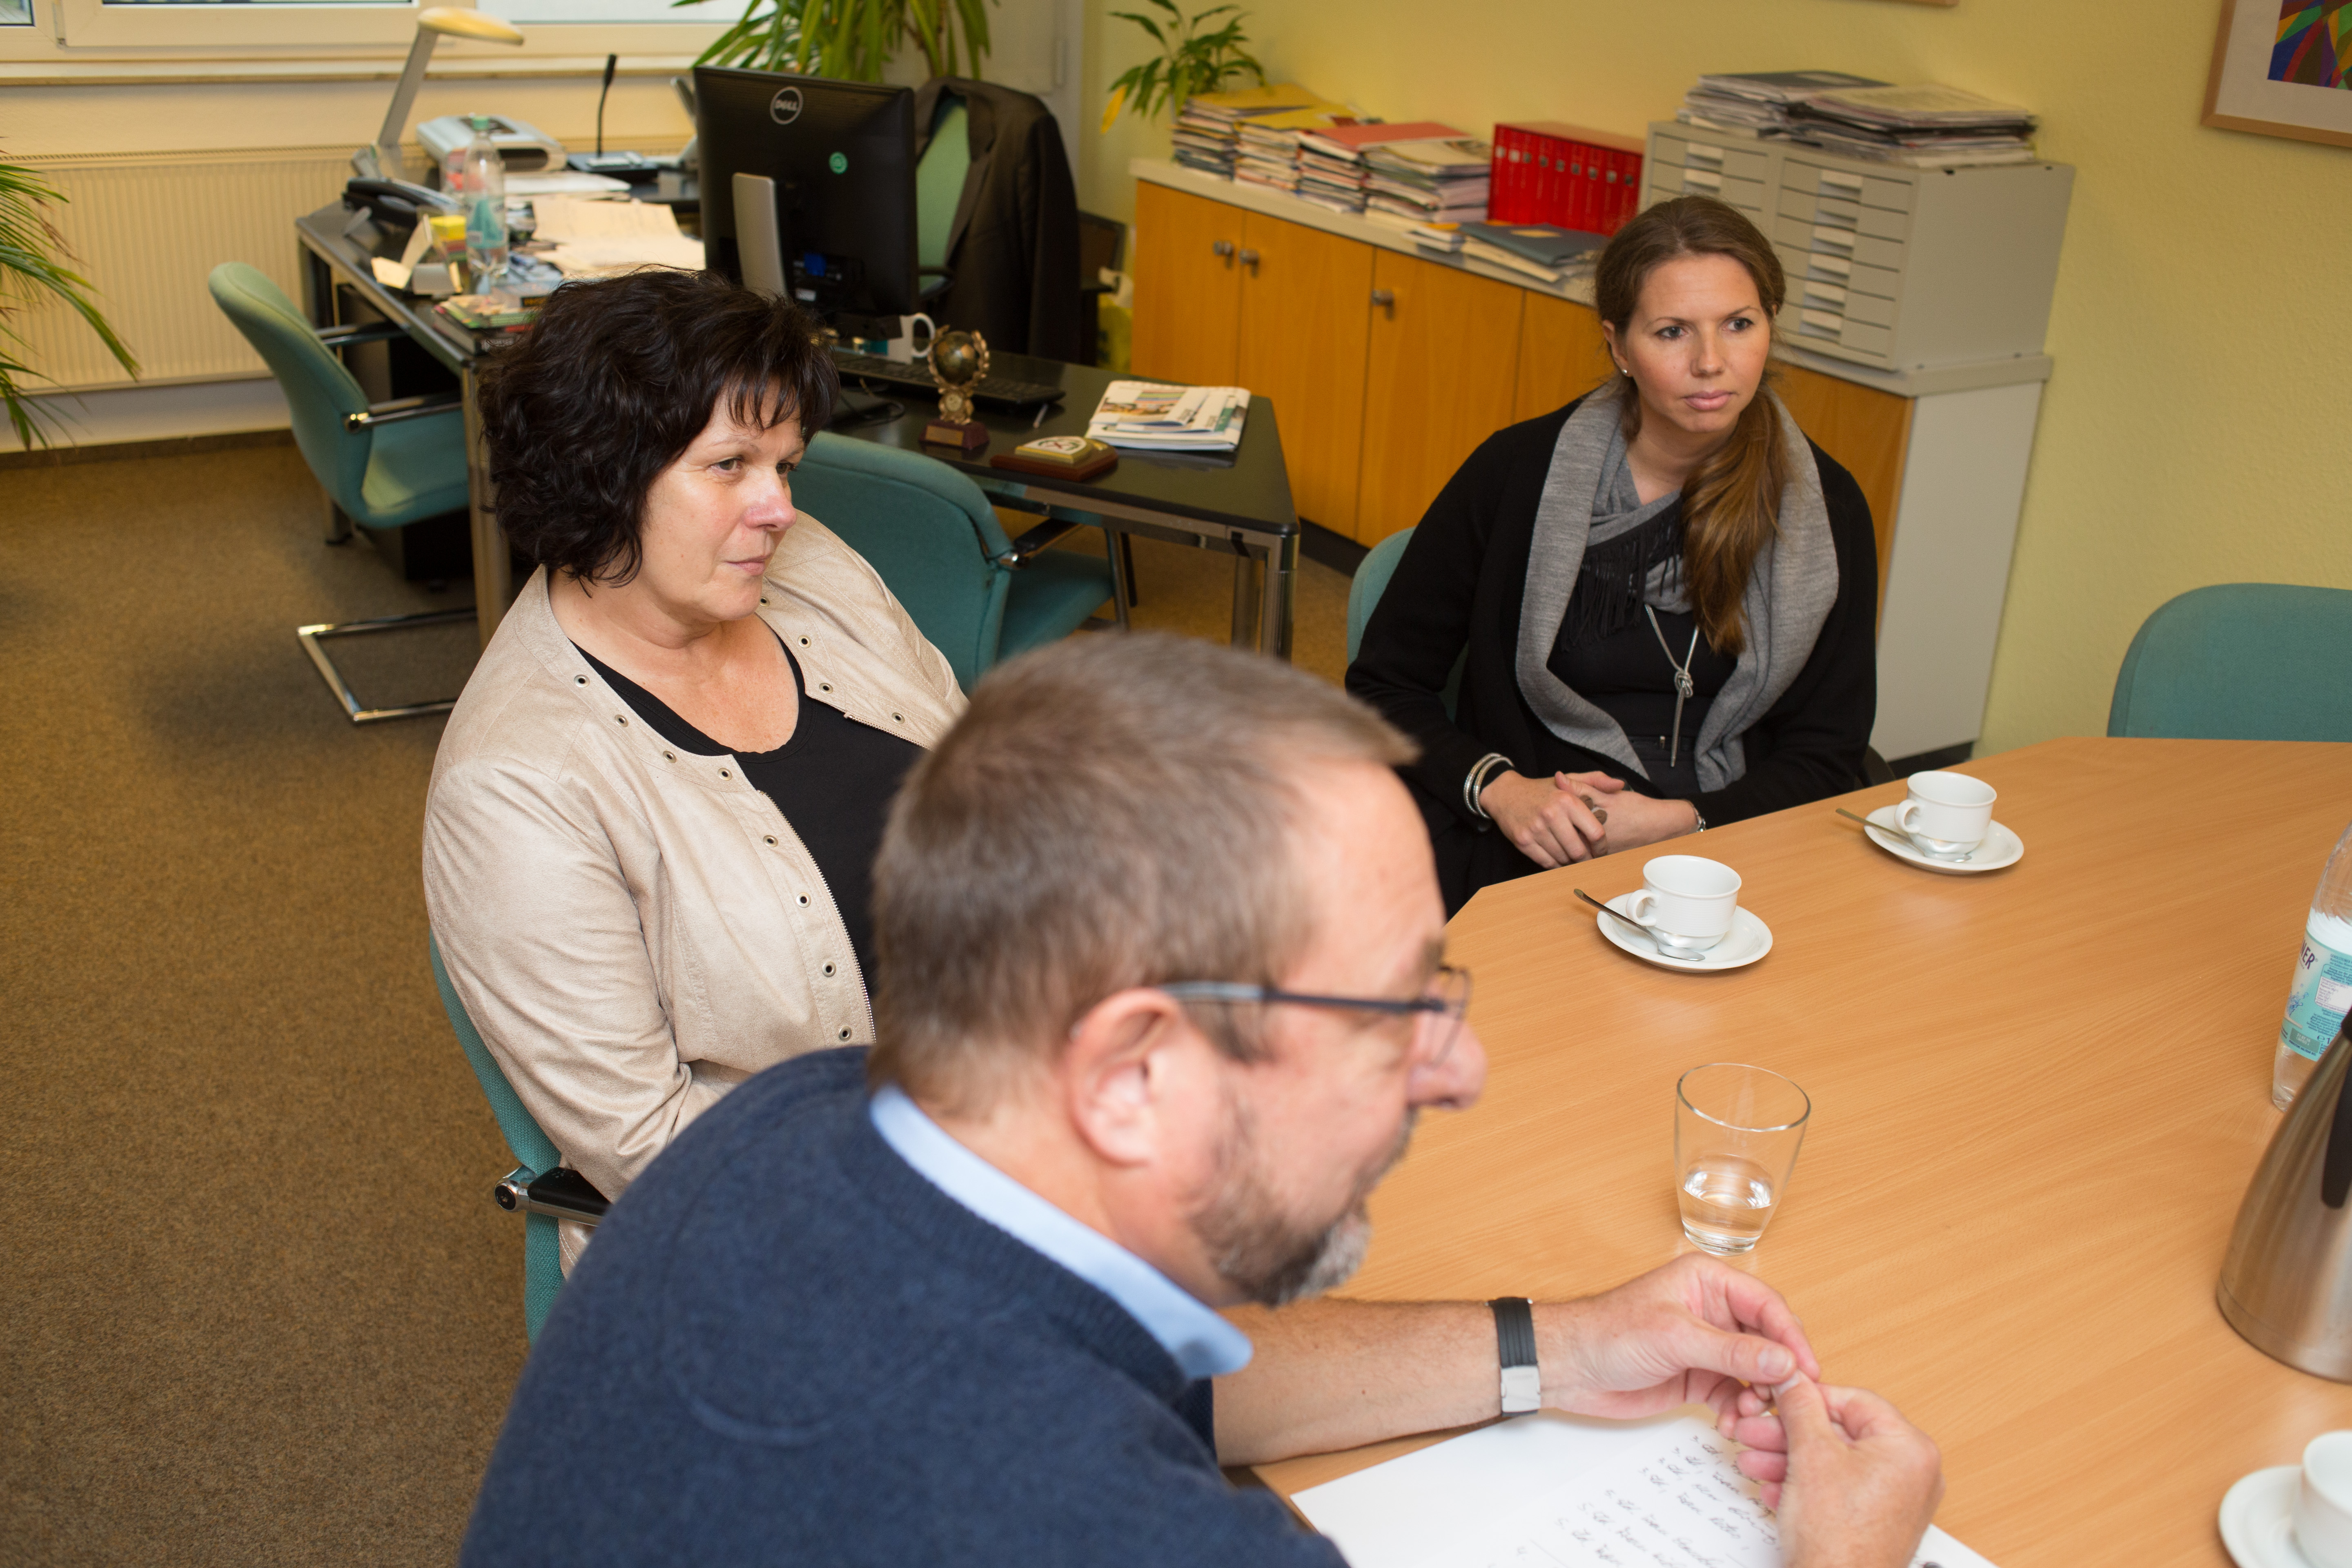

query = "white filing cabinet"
[[1643, 122, 2073, 376]]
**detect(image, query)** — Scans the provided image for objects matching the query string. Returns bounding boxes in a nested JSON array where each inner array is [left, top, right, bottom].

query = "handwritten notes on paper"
[[529, 196, 705, 278], [1291, 1413, 1994, 1568]]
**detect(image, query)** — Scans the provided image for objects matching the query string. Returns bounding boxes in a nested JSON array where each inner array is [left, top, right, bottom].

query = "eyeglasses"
[[1159, 964, 1472, 1070]]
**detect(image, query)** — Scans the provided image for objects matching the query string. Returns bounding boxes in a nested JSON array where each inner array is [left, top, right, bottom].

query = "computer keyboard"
[[829, 349, 1067, 410]]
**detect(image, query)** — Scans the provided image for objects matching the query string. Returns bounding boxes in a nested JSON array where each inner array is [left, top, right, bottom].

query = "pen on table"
[[1031, 403, 1048, 428]]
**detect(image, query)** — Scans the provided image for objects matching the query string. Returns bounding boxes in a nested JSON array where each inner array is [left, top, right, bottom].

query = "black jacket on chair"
[[913, 78, 1084, 363]]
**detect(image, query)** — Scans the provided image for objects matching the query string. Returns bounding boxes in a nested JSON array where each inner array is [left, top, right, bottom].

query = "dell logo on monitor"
[[770, 87, 804, 125]]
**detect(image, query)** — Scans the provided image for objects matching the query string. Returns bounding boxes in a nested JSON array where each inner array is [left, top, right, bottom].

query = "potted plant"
[[1101, 0, 1265, 129], [1, 152, 138, 448], [676, 0, 994, 83]]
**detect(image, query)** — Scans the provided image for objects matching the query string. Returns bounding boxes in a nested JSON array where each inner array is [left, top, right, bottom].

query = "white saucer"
[[1860, 804, 2025, 874], [1595, 894, 1773, 971], [2221, 1464, 2313, 1568]]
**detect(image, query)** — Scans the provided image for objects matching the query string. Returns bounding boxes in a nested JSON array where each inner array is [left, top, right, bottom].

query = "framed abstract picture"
[[2205, 0, 2352, 148]]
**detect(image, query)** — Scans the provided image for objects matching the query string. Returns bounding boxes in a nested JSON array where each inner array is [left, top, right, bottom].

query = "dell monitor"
[[693, 66, 919, 331]]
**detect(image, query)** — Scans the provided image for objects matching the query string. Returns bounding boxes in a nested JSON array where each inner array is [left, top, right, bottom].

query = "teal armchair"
[[2109, 584, 2352, 741], [207, 261, 473, 723], [791, 433, 1119, 691]]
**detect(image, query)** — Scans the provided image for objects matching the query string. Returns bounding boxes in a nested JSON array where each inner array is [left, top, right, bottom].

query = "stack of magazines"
[[1293, 121, 1463, 216], [1679, 70, 1888, 137], [1171, 83, 1336, 181], [1363, 139, 1491, 228], [1784, 84, 2039, 167], [1088, 381, 1251, 453], [1232, 102, 1354, 194], [1457, 222, 1605, 285]]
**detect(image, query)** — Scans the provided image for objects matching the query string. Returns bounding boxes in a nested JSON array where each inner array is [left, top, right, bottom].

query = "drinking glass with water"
[[1674, 1063, 1810, 1254]]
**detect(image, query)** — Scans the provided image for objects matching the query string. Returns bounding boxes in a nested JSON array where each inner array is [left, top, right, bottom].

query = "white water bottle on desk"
[[2275, 821, 2352, 1109], [462, 114, 508, 288]]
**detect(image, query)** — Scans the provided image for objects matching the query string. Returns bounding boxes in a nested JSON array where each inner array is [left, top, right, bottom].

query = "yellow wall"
[[1078, 0, 2352, 753]]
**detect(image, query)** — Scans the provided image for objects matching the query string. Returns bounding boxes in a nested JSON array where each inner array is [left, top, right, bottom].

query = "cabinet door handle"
[[1238, 247, 1260, 272], [1211, 240, 1234, 258], [1370, 289, 1396, 311]]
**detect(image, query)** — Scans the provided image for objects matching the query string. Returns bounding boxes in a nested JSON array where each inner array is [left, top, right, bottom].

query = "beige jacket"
[[422, 519, 965, 1268]]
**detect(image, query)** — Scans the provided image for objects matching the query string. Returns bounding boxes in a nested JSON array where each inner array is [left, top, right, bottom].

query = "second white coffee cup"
[[2296, 1431, 2352, 1568], [1627, 855, 1741, 956], [1894, 770, 1996, 860]]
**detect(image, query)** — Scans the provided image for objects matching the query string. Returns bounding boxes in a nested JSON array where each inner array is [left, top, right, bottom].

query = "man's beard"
[[1189, 1100, 1420, 1307]]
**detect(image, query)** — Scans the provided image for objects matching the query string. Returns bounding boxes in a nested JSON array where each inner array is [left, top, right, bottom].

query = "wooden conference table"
[[1257, 736, 2352, 1568]]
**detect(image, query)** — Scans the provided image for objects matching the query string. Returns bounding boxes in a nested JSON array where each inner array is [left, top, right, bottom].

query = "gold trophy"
[[922, 327, 992, 452]]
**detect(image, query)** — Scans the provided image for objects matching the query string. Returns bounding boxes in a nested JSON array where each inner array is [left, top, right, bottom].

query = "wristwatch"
[[1490, 1296, 1540, 1414]]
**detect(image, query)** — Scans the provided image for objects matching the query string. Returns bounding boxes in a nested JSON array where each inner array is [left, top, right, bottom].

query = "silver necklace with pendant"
[[1644, 604, 1701, 768]]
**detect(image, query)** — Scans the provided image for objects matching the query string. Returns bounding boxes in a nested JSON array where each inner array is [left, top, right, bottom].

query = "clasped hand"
[[1543, 1254, 1944, 1568], [1478, 770, 1699, 867]]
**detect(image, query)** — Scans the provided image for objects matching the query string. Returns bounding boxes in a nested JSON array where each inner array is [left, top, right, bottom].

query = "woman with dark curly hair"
[[1347, 196, 1879, 914], [423, 270, 965, 1272]]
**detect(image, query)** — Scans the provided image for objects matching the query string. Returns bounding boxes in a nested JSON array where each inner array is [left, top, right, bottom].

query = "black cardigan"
[[912, 79, 1085, 362], [1347, 396, 1879, 833]]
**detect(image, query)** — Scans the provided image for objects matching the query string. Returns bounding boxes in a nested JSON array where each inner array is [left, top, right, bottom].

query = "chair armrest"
[[344, 393, 463, 433], [494, 1165, 610, 1227], [315, 323, 411, 350]]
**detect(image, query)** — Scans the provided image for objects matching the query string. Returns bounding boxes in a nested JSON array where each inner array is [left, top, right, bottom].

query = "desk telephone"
[[343, 177, 459, 232]]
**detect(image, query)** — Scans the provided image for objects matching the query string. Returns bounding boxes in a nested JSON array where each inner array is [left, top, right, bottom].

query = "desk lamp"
[[354, 7, 526, 179]]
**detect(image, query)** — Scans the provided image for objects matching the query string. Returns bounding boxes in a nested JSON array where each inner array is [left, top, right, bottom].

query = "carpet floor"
[[0, 442, 1354, 1565]]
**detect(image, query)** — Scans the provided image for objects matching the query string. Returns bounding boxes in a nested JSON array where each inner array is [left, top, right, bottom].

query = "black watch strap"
[[1489, 1296, 1539, 1414]]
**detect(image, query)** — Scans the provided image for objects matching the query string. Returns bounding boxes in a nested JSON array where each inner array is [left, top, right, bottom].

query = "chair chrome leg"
[[1104, 526, 1134, 632], [324, 493, 354, 545], [296, 608, 474, 724]]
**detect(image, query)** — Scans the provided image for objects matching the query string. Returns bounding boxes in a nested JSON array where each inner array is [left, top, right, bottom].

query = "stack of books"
[[1088, 381, 1251, 453], [1784, 83, 2039, 167], [1293, 121, 1464, 216], [1363, 138, 1491, 228], [1171, 83, 1338, 181], [1678, 71, 1889, 138]]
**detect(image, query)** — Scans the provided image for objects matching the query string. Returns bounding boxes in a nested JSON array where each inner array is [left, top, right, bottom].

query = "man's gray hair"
[[869, 632, 1416, 1113]]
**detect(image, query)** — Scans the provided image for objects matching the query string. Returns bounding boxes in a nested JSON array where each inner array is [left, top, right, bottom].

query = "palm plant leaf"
[[0, 158, 138, 448]]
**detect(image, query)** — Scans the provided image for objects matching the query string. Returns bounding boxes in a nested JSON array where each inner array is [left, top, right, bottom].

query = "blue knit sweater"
[[461, 1048, 1346, 1567]]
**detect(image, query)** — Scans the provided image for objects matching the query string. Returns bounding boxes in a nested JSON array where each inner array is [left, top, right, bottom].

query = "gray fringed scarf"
[[1514, 381, 1838, 791]]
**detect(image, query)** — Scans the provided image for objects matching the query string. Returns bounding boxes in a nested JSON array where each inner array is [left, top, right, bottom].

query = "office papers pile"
[[1785, 83, 2040, 166], [1404, 222, 1463, 255], [1172, 82, 1337, 180], [1679, 70, 1889, 137], [1088, 381, 1250, 452], [1458, 221, 1605, 285], [1363, 139, 1491, 228], [529, 195, 705, 276], [1233, 102, 1356, 193], [1294, 121, 1466, 215]]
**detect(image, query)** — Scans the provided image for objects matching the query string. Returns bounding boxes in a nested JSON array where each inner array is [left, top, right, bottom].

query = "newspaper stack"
[[1232, 102, 1354, 194], [1679, 70, 1888, 137], [1362, 139, 1491, 228], [1088, 381, 1251, 453], [1784, 83, 2039, 167], [1292, 121, 1465, 217], [1171, 83, 1336, 181]]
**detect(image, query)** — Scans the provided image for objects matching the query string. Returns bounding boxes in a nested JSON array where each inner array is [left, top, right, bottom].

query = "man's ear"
[[1060, 988, 1210, 1170]]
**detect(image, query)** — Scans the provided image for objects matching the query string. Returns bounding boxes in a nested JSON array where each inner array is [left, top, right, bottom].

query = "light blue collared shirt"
[[869, 1085, 1254, 1380]]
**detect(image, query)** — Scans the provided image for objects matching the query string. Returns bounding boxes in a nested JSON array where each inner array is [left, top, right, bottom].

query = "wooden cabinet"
[[1130, 182, 1242, 388], [1235, 212, 1373, 537], [1514, 290, 1613, 423], [1773, 364, 1909, 618], [1356, 252, 1524, 546]]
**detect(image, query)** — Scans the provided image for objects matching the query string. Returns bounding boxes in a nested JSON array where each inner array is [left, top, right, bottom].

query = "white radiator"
[[11, 145, 365, 393]]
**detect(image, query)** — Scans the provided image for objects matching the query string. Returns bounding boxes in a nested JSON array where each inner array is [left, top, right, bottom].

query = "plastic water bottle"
[[462, 115, 508, 288], [2274, 822, 2352, 1109]]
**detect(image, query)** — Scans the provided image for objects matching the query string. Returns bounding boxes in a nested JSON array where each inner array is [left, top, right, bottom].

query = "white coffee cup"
[[1626, 855, 1741, 958], [2296, 1432, 2352, 1568], [1893, 770, 1996, 861], [883, 312, 935, 363]]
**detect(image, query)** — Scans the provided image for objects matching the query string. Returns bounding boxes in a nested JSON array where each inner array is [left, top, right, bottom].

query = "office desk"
[[1257, 737, 2352, 1568], [295, 203, 1305, 658]]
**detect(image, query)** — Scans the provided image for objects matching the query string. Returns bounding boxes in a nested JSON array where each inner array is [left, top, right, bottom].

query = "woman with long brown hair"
[[1348, 195, 1878, 913]]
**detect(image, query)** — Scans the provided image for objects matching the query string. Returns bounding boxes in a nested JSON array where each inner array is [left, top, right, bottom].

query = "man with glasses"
[[464, 633, 1942, 1568]]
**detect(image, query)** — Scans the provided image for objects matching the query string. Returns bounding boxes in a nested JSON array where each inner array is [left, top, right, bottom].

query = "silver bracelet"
[[1690, 804, 1708, 833], [1465, 753, 1513, 819]]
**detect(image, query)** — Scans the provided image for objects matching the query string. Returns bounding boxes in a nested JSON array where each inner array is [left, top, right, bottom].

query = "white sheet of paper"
[[537, 235, 706, 277], [1291, 1412, 1997, 1568], [530, 195, 681, 243], [506, 170, 633, 197]]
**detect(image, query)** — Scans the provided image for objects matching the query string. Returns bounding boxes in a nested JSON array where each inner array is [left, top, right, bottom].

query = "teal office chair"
[[429, 935, 606, 1343], [2109, 584, 2352, 740], [791, 432, 1119, 692], [1348, 527, 1465, 717], [207, 261, 473, 723]]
